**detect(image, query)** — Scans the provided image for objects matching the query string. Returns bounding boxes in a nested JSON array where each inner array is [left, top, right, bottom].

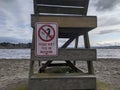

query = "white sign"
[[35, 22, 58, 56]]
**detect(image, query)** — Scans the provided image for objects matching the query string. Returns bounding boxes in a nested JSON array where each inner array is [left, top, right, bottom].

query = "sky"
[[0, 0, 120, 47]]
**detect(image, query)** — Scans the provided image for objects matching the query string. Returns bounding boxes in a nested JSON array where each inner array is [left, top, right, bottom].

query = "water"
[[0, 49, 30, 59], [0, 49, 120, 59], [97, 49, 120, 59]]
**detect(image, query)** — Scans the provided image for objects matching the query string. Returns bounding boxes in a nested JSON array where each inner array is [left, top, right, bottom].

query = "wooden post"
[[83, 0, 89, 15], [61, 36, 76, 48], [75, 36, 79, 49], [29, 60, 34, 78], [29, 28, 35, 78], [84, 32, 94, 74], [34, 0, 39, 14], [74, 36, 79, 65]]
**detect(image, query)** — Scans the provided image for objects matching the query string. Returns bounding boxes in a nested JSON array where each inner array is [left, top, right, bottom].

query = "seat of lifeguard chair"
[[32, 0, 97, 38], [31, 15, 97, 38]]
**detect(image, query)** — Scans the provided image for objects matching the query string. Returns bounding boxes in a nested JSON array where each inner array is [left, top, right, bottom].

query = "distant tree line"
[[0, 42, 120, 49], [0, 42, 32, 49]]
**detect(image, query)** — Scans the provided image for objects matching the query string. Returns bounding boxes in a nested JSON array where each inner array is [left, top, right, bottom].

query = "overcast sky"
[[0, 0, 120, 47]]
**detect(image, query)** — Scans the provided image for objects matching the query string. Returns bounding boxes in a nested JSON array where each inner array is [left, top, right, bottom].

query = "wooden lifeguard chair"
[[29, 0, 97, 90]]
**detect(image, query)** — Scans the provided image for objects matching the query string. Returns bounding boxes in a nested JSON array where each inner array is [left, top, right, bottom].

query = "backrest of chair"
[[34, 0, 89, 15]]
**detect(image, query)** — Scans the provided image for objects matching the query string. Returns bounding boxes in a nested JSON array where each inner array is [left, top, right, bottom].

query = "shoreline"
[[0, 59, 120, 90]]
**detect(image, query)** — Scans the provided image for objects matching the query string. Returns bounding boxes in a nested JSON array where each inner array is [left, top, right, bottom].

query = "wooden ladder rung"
[[42, 63, 68, 67], [36, 4, 84, 9]]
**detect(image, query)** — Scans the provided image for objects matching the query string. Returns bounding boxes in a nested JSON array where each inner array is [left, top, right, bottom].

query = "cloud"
[[0, 36, 31, 43], [94, 0, 120, 11], [95, 41, 120, 46], [90, 24, 120, 35], [97, 12, 120, 27], [97, 30, 120, 35], [0, 0, 33, 43], [0, 28, 32, 43]]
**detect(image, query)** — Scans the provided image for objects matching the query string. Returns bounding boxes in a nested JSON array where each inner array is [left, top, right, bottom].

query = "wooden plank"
[[31, 73, 96, 78], [37, 4, 84, 8], [43, 63, 68, 67], [29, 75, 96, 90], [31, 15, 97, 28], [36, 5, 85, 15], [31, 15, 97, 38], [36, 0, 88, 7], [32, 49, 96, 61]]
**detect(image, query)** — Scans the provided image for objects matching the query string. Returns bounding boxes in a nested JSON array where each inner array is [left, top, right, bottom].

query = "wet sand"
[[0, 59, 120, 90]]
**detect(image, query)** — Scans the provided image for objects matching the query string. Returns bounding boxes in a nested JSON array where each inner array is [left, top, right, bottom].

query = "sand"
[[0, 59, 120, 90], [0, 59, 29, 90]]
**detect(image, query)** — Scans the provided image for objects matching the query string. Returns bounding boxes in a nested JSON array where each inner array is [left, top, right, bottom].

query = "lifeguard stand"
[[29, 0, 97, 90]]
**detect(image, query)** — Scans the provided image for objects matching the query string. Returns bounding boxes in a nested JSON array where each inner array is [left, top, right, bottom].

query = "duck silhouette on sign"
[[41, 28, 51, 40], [46, 28, 50, 39]]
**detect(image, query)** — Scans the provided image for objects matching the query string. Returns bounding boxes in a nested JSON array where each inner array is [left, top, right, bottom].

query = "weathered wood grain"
[[31, 49, 96, 61], [36, 0, 88, 7], [31, 15, 97, 28], [29, 74, 96, 90]]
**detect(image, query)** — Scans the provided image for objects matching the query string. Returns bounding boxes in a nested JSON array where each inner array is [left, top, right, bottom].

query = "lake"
[[0, 49, 120, 59]]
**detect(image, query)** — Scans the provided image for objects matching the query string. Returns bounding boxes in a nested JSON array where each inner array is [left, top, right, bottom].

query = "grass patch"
[[97, 81, 114, 90], [10, 84, 28, 90]]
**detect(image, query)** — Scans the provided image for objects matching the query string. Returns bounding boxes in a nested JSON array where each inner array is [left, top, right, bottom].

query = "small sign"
[[35, 22, 58, 56]]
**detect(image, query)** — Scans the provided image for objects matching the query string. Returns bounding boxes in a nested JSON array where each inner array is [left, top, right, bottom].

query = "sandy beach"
[[0, 59, 120, 90]]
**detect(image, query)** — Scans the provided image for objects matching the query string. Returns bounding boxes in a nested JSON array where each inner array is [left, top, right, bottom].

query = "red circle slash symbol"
[[38, 25, 55, 42]]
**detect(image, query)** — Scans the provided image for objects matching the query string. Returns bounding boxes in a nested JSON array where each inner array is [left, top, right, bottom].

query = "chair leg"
[[84, 33, 94, 74]]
